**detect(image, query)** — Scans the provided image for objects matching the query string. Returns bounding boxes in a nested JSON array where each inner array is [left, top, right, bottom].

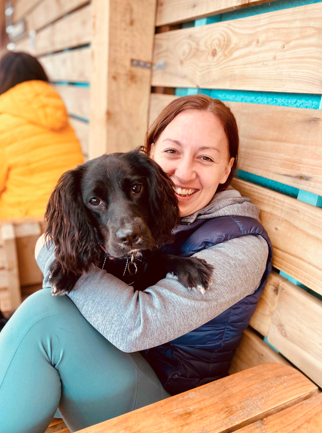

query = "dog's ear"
[[45, 166, 99, 294], [144, 157, 179, 247]]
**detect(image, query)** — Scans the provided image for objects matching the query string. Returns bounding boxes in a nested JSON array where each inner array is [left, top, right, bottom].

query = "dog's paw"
[[167, 256, 213, 292]]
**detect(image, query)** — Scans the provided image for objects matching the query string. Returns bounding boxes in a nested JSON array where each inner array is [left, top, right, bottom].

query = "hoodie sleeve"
[[37, 235, 268, 353]]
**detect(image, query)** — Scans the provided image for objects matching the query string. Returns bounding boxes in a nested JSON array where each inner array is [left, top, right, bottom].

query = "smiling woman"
[[150, 110, 235, 216], [0, 94, 272, 433]]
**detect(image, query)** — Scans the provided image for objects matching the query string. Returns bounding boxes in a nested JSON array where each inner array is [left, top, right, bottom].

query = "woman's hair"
[[0, 51, 49, 95], [145, 94, 239, 193]]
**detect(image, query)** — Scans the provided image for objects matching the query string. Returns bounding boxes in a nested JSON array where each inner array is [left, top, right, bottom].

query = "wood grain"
[[39, 47, 91, 83], [35, 4, 91, 56], [26, 0, 89, 32], [76, 364, 317, 433], [229, 328, 289, 375], [52, 85, 90, 120], [249, 272, 282, 337], [89, 0, 157, 158], [149, 93, 178, 126], [232, 178, 322, 296], [12, 0, 42, 23], [156, 0, 279, 26], [152, 2, 322, 93], [238, 393, 322, 432], [227, 102, 322, 196], [267, 278, 322, 387]]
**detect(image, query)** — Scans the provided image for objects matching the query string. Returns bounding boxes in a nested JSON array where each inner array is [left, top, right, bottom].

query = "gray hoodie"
[[37, 187, 268, 352]]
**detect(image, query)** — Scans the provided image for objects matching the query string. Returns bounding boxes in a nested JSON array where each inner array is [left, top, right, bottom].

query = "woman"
[[0, 51, 83, 219], [0, 95, 272, 433]]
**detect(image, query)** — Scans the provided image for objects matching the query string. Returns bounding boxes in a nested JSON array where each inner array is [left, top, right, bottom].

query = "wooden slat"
[[52, 85, 90, 120], [13, 35, 31, 53], [69, 117, 89, 158], [77, 364, 318, 433], [152, 2, 322, 93], [89, 0, 157, 158], [232, 178, 322, 296], [45, 418, 69, 433], [229, 328, 289, 375], [149, 93, 178, 125], [15, 226, 43, 287], [35, 4, 91, 56], [227, 102, 322, 195], [0, 224, 21, 310], [249, 272, 282, 337], [156, 0, 278, 26], [149, 95, 322, 194], [26, 0, 89, 32], [39, 47, 91, 83], [267, 276, 322, 387], [0, 247, 5, 268], [238, 393, 322, 433], [12, 0, 42, 23]]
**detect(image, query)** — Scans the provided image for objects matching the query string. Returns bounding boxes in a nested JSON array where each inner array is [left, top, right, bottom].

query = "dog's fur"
[[45, 149, 213, 295]]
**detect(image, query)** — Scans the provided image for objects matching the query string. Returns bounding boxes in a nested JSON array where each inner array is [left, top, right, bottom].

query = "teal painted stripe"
[[263, 337, 279, 354], [186, 0, 322, 25], [174, 88, 321, 109], [51, 81, 90, 87], [297, 190, 322, 208], [279, 271, 322, 302], [237, 170, 299, 198], [69, 114, 89, 123]]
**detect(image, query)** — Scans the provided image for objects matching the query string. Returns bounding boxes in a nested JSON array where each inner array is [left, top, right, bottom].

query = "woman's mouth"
[[173, 186, 199, 198]]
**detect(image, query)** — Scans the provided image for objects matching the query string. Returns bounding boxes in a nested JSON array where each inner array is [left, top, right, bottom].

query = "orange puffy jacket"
[[0, 80, 84, 219]]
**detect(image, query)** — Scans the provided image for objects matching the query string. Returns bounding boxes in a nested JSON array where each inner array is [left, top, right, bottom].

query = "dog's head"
[[45, 149, 179, 293]]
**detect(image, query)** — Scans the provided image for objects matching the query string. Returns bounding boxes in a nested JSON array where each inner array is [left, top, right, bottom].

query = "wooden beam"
[[89, 0, 157, 158], [238, 393, 322, 433], [26, 0, 89, 32], [152, 2, 322, 94], [0, 0, 7, 57], [39, 47, 91, 83], [77, 364, 318, 433], [12, 0, 42, 23], [156, 0, 279, 26], [52, 85, 90, 120], [35, 4, 91, 56], [232, 178, 322, 296]]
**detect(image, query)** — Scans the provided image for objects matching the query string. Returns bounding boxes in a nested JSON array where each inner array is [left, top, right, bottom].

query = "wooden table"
[[72, 363, 321, 433]]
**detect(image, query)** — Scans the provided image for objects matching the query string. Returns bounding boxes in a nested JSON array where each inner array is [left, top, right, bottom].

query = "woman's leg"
[[0, 289, 169, 433]]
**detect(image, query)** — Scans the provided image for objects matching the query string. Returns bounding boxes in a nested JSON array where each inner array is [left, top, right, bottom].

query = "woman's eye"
[[200, 156, 214, 162], [165, 149, 177, 154], [132, 184, 142, 194], [89, 197, 101, 206]]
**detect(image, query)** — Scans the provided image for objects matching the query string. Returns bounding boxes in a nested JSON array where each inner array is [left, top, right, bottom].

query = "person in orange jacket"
[[0, 51, 84, 220]]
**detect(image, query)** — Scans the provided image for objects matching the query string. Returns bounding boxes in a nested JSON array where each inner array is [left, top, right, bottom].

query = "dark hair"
[[145, 94, 239, 193], [0, 51, 49, 95]]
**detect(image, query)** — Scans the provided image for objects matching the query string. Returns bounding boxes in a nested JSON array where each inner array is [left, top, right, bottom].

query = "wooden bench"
[[0, 217, 45, 314]]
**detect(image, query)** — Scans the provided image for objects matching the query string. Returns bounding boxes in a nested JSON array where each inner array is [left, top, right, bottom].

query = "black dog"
[[45, 149, 213, 295]]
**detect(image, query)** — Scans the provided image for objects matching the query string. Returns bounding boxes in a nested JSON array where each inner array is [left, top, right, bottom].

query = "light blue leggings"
[[0, 289, 169, 433]]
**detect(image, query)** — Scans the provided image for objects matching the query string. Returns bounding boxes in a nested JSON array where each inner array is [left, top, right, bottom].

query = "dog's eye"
[[132, 184, 142, 194], [89, 197, 101, 206]]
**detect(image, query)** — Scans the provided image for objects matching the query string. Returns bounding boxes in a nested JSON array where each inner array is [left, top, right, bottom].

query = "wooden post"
[[0, 0, 7, 57], [89, 0, 157, 159]]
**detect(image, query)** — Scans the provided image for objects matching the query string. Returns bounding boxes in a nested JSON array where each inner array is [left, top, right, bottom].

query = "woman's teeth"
[[174, 187, 197, 196]]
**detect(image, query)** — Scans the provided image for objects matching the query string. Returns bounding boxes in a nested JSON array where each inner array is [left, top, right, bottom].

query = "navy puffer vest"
[[142, 216, 272, 395]]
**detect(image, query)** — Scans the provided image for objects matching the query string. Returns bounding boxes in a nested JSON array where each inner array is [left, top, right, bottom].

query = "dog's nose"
[[116, 226, 141, 246]]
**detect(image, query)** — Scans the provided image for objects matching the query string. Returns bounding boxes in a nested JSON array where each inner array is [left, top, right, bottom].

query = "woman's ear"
[[220, 157, 235, 185], [149, 142, 155, 159]]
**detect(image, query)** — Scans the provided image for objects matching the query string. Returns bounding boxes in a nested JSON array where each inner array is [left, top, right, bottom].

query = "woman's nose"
[[174, 159, 197, 183]]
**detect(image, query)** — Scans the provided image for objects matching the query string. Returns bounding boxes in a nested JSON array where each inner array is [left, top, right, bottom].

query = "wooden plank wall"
[[149, 0, 322, 388], [10, 0, 91, 159]]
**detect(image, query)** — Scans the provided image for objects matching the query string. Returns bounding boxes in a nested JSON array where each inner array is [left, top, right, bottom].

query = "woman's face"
[[150, 110, 234, 217]]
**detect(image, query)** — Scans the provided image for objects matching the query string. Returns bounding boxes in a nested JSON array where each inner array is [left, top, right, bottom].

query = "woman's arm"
[[36, 235, 268, 352]]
